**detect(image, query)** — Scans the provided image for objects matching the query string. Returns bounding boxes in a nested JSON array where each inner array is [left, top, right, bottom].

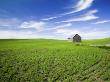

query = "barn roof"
[[68, 34, 80, 38]]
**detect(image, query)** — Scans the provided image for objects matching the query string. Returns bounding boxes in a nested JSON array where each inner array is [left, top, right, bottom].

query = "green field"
[[0, 39, 110, 82]]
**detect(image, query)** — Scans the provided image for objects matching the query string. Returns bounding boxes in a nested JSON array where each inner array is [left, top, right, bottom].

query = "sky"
[[0, 0, 110, 39]]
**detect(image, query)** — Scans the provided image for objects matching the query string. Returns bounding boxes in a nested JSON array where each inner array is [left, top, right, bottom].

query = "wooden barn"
[[68, 34, 81, 42]]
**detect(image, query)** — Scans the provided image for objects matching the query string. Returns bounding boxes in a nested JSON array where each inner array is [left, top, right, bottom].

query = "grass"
[[83, 38, 110, 45], [0, 39, 110, 82]]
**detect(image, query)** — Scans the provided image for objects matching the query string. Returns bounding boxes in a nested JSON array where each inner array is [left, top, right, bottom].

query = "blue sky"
[[0, 0, 110, 39]]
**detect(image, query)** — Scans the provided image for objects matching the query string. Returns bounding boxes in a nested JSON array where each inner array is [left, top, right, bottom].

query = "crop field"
[[0, 39, 110, 82]]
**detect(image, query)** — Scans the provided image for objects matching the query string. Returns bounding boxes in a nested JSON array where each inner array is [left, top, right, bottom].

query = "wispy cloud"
[[62, 0, 94, 15], [92, 20, 110, 24], [0, 8, 9, 14], [73, 0, 94, 13], [0, 30, 55, 39], [60, 9, 98, 23], [0, 30, 36, 39], [45, 23, 72, 31], [62, 15, 97, 22], [84, 9, 98, 15], [20, 21, 46, 31], [42, 16, 60, 21], [0, 18, 46, 32], [42, 0, 95, 20], [0, 18, 21, 27], [20, 20, 72, 32], [0, 8, 11, 17], [55, 29, 80, 36]]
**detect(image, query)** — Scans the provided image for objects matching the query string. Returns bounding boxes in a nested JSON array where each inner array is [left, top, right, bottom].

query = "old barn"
[[68, 34, 81, 42]]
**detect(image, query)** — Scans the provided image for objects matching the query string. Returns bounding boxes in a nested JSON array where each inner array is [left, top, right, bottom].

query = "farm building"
[[68, 34, 81, 42]]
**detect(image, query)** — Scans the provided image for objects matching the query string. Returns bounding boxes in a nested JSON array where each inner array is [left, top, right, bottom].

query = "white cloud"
[[62, 15, 98, 22], [61, 0, 94, 15], [92, 20, 110, 24], [45, 23, 72, 31], [0, 18, 21, 27], [74, 0, 94, 13], [84, 9, 98, 15], [61, 9, 98, 22], [55, 28, 110, 39], [42, 16, 60, 21], [20, 21, 46, 31], [55, 29, 80, 36], [54, 23, 72, 29], [0, 18, 47, 31], [0, 27, 110, 40], [0, 30, 55, 39], [41, 0, 95, 21], [0, 30, 37, 39]]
